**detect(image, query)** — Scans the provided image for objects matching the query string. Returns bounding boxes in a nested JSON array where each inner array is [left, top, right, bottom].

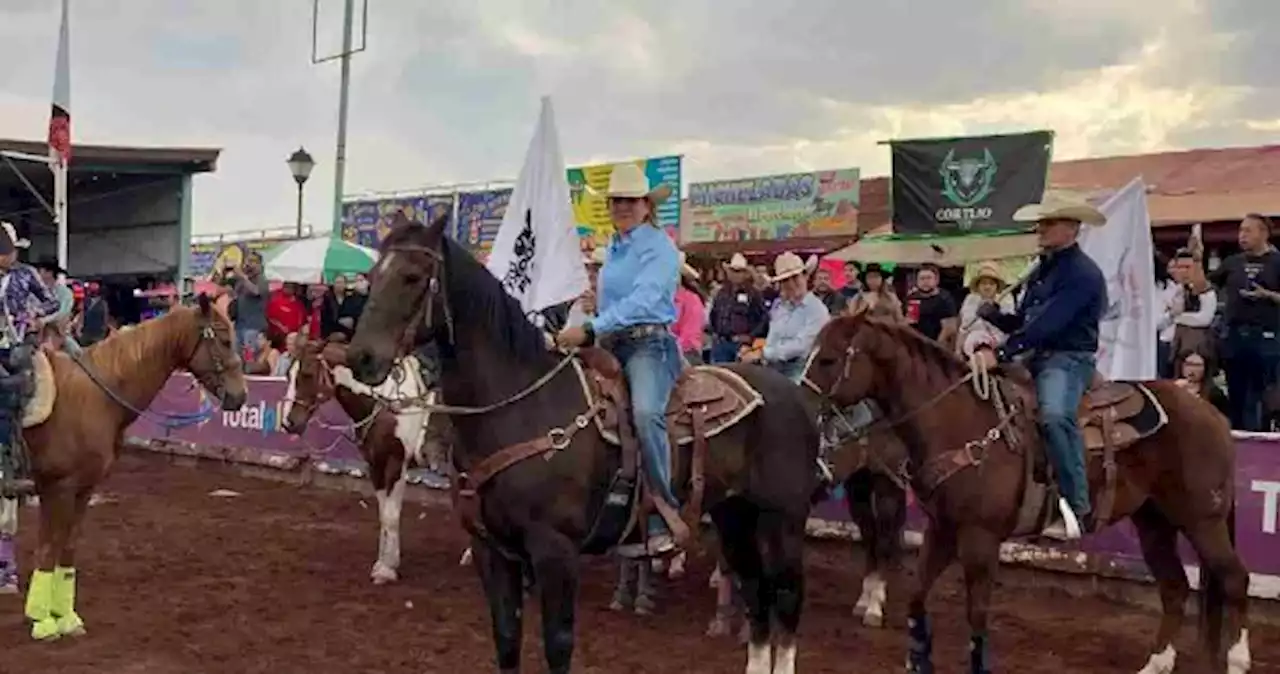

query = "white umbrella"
[[261, 235, 378, 283]]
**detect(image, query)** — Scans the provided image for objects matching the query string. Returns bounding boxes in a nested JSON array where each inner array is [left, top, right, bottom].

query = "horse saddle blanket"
[[1075, 381, 1168, 454], [573, 350, 764, 447], [22, 351, 55, 429]]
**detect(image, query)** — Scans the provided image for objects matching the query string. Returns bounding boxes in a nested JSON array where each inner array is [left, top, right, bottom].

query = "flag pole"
[[50, 0, 72, 270]]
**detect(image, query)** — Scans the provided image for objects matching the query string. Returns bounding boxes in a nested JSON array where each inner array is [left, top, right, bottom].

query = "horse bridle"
[[380, 242, 454, 352], [186, 318, 234, 402]]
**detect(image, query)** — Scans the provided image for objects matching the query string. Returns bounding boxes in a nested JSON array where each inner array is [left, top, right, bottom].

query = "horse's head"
[[802, 312, 882, 407], [282, 336, 342, 434], [185, 293, 248, 411], [348, 212, 450, 386]]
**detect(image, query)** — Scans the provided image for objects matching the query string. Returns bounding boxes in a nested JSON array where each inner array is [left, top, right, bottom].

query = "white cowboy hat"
[[804, 255, 820, 274], [0, 222, 30, 250], [678, 251, 700, 281], [1013, 193, 1106, 227], [769, 252, 807, 283], [587, 162, 673, 204], [725, 252, 750, 271], [583, 246, 607, 267]]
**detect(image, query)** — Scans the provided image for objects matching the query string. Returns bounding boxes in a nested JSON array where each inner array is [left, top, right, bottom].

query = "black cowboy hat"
[[33, 258, 66, 276]]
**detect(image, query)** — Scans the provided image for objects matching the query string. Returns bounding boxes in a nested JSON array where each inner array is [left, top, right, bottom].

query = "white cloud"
[[0, 0, 1271, 236]]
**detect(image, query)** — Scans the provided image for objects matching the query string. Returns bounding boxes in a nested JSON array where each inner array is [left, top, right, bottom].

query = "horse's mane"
[[82, 307, 193, 382], [822, 314, 970, 388], [380, 219, 552, 364]]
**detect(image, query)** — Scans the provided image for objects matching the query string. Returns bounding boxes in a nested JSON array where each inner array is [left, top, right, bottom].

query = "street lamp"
[[287, 147, 316, 238]]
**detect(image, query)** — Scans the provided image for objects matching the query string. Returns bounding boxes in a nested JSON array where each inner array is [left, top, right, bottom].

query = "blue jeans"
[[769, 358, 805, 384], [612, 332, 682, 525], [1222, 325, 1280, 432], [709, 338, 740, 364], [1029, 351, 1095, 517], [236, 327, 262, 357]]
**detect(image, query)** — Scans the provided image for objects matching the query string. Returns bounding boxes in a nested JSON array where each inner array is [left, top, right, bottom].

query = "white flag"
[[486, 97, 588, 313], [1078, 177, 1158, 380]]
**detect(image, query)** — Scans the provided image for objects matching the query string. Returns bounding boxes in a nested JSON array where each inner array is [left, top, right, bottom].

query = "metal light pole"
[[312, 0, 367, 238], [287, 147, 315, 238]]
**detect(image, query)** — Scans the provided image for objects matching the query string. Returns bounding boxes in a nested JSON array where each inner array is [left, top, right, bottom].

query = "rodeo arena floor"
[[2, 373, 1277, 674]]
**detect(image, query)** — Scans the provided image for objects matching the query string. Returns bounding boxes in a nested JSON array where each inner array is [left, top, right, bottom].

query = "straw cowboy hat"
[[769, 252, 807, 283], [725, 252, 750, 271], [588, 162, 673, 204], [968, 260, 1009, 291], [0, 221, 30, 252], [804, 255, 820, 275], [678, 252, 700, 280], [1013, 193, 1106, 227]]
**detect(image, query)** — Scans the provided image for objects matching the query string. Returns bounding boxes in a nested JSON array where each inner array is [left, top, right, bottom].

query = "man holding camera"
[[223, 253, 269, 355]]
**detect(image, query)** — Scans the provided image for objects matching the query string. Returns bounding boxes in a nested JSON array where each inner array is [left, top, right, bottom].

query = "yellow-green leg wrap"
[[24, 570, 59, 641], [52, 567, 84, 636]]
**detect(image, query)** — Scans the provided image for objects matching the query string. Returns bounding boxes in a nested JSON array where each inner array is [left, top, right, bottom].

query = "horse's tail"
[[1198, 500, 1236, 654]]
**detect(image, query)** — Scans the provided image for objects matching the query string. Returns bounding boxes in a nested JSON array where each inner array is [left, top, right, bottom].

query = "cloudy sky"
[[0, 0, 1274, 235]]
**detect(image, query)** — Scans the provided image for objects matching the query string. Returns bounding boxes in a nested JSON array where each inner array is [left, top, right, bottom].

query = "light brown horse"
[[281, 336, 447, 585], [22, 296, 247, 641], [805, 315, 1251, 674]]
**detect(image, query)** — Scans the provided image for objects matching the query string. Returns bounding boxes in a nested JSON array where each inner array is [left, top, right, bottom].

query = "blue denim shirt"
[[590, 224, 678, 335], [763, 292, 830, 363], [998, 243, 1107, 359]]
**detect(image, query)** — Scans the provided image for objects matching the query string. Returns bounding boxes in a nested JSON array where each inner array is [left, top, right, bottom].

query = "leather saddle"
[[576, 347, 763, 448]]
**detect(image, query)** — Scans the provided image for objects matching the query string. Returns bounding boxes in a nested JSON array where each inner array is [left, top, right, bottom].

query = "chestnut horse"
[[23, 296, 247, 641], [805, 315, 1251, 674], [281, 336, 448, 584], [346, 217, 819, 674]]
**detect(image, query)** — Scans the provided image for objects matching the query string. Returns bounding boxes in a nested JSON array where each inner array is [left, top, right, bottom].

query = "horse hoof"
[[370, 563, 398, 585], [57, 615, 86, 637], [862, 609, 884, 628], [609, 597, 630, 612], [31, 618, 60, 641]]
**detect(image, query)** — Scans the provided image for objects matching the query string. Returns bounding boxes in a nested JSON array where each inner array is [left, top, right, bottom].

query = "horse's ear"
[[196, 292, 212, 317], [428, 212, 448, 236]]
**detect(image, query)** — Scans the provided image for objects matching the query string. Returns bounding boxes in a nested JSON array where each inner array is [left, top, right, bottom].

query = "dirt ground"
[[0, 455, 1275, 674]]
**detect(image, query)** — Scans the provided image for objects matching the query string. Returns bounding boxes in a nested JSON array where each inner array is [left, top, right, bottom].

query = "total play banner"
[[568, 155, 682, 247], [341, 194, 456, 249], [683, 169, 861, 244], [890, 130, 1053, 235]]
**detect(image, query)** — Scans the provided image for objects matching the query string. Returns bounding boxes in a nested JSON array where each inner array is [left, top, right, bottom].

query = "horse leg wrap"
[[24, 569, 59, 641], [906, 615, 934, 674], [51, 567, 84, 636]]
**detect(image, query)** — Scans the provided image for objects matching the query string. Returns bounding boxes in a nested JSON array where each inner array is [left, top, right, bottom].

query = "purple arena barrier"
[[128, 374, 1280, 599]]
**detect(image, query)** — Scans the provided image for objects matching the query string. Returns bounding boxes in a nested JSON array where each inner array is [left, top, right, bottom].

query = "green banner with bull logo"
[[889, 131, 1053, 235]]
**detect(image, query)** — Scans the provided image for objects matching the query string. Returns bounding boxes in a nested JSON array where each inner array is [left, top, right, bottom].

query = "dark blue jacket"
[[987, 243, 1107, 359]]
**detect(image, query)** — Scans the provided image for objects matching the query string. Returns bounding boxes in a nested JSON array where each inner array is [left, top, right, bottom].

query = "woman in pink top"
[[673, 253, 708, 364]]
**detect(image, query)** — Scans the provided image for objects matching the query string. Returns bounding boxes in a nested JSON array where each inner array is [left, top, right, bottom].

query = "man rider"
[[0, 223, 61, 497], [976, 195, 1107, 541]]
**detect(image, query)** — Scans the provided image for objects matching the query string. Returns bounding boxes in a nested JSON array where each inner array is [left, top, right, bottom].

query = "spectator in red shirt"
[[266, 282, 306, 345]]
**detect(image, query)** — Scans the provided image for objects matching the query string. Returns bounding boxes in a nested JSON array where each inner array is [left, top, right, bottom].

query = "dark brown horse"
[[346, 217, 818, 674], [820, 400, 910, 629], [804, 315, 1251, 674], [281, 336, 448, 584], [22, 296, 247, 641]]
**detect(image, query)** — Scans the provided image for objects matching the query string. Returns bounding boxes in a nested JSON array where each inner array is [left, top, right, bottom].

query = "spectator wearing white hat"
[[741, 252, 829, 383], [708, 252, 768, 364], [566, 247, 607, 328]]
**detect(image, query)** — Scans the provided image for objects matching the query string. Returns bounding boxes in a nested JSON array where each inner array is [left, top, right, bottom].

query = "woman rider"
[[554, 163, 682, 558]]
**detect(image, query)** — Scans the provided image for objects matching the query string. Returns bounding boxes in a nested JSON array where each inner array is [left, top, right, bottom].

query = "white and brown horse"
[[282, 337, 447, 584]]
